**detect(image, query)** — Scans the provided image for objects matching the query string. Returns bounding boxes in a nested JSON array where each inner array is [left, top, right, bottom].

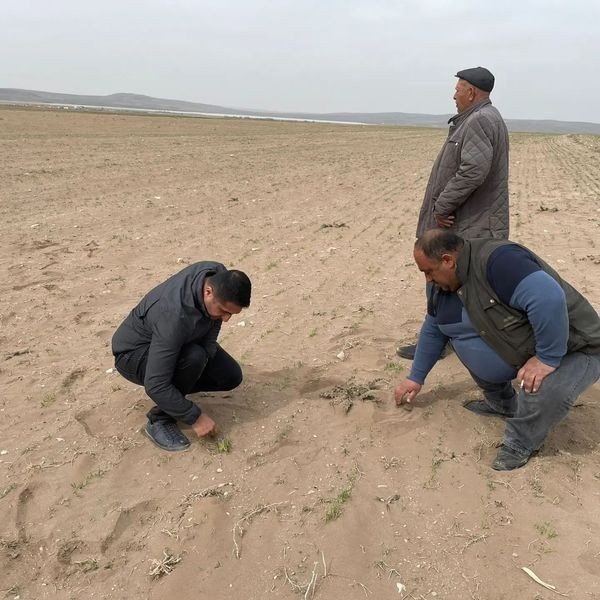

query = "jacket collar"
[[448, 98, 492, 126], [455, 240, 472, 287]]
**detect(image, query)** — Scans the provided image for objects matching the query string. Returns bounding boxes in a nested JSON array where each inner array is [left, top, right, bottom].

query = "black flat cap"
[[455, 66, 495, 92]]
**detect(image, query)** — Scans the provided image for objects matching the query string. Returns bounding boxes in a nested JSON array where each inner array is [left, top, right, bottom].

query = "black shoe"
[[492, 446, 530, 471], [396, 342, 454, 361], [143, 420, 190, 452], [443, 342, 454, 358], [396, 344, 417, 360], [463, 400, 514, 418]]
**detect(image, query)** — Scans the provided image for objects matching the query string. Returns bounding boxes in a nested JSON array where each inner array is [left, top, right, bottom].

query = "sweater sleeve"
[[508, 272, 568, 367], [434, 115, 494, 216], [408, 314, 449, 385], [486, 245, 568, 367]]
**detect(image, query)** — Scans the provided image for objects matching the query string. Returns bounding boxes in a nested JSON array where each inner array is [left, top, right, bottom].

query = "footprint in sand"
[[578, 548, 600, 576], [16, 486, 34, 544], [100, 499, 160, 554]]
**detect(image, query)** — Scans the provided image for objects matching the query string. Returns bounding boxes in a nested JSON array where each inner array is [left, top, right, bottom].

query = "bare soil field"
[[1, 107, 600, 600]]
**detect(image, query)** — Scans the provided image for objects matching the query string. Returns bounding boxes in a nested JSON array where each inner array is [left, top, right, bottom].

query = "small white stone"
[[0, 450, 8, 455], [336, 350, 345, 360], [216, 468, 223, 473], [237, 321, 246, 327], [106, 368, 113, 374]]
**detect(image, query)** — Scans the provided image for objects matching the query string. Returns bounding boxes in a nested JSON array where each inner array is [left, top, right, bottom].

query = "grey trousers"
[[469, 352, 600, 456]]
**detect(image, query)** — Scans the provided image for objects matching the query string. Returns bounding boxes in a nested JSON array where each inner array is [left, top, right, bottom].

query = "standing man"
[[394, 229, 600, 470], [112, 262, 251, 452], [397, 66, 509, 359]]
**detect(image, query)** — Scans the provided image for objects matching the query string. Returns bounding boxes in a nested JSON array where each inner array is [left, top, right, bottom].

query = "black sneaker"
[[396, 342, 454, 361], [492, 446, 530, 471], [143, 420, 190, 452], [396, 343, 417, 360], [463, 400, 514, 418]]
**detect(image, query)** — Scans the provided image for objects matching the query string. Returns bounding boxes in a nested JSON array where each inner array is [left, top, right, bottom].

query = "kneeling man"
[[112, 262, 251, 451], [394, 229, 600, 470]]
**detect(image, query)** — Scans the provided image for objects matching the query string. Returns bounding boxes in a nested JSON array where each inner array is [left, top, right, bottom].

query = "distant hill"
[[1, 88, 599, 135]]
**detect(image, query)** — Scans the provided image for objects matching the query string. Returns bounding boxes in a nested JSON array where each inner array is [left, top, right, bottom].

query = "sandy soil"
[[1, 106, 600, 600]]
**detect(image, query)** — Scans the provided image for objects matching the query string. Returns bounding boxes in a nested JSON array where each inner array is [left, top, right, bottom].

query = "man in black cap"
[[397, 66, 509, 360]]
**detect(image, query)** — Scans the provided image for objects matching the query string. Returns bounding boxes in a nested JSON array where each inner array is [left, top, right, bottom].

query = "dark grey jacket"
[[112, 261, 225, 424], [416, 99, 509, 239], [453, 239, 600, 369]]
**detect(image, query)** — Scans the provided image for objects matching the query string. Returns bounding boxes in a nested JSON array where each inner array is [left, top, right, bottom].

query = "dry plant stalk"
[[282, 547, 327, 599], [521, 567, 569, 596], [148, 550, 182, 578], [232, 501, 288, 559]]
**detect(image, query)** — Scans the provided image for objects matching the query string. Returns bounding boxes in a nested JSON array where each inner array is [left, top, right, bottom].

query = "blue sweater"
[[409, 245, 568, 385]]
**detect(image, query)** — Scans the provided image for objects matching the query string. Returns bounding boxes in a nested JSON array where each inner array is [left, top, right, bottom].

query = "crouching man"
[[112, 262, 251, 451], [394, 229, 600, 470]]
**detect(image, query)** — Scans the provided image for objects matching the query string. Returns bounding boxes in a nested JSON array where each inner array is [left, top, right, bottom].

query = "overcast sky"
[[4, 0, 599, 122]]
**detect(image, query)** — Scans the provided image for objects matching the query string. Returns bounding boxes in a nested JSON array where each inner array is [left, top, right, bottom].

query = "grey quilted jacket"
[[416, 99, 509, 239]]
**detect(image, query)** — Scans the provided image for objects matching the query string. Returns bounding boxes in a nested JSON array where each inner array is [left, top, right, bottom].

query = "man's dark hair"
[[414, 229, 464, 261], [208, 269, 252, 307]]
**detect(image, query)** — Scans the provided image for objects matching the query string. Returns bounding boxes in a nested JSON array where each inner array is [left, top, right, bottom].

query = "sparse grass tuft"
[[216, 438, 232, 453], [324, 487, 352, 522], [534, 521, 558, 539], [74, 558, 99, 573], [530, 477, 544, 497], [41, 392, 57, 408], [384, 361, 404, 374], [71, 469, 106, 492]]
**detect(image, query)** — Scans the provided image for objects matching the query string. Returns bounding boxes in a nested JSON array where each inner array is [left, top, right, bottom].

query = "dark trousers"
[[115, 344, 242, 423]]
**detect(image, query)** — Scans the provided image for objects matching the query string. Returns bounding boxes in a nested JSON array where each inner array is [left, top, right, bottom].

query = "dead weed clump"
[[149, 550, 182, 578], [320, 378, 384, 413]]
